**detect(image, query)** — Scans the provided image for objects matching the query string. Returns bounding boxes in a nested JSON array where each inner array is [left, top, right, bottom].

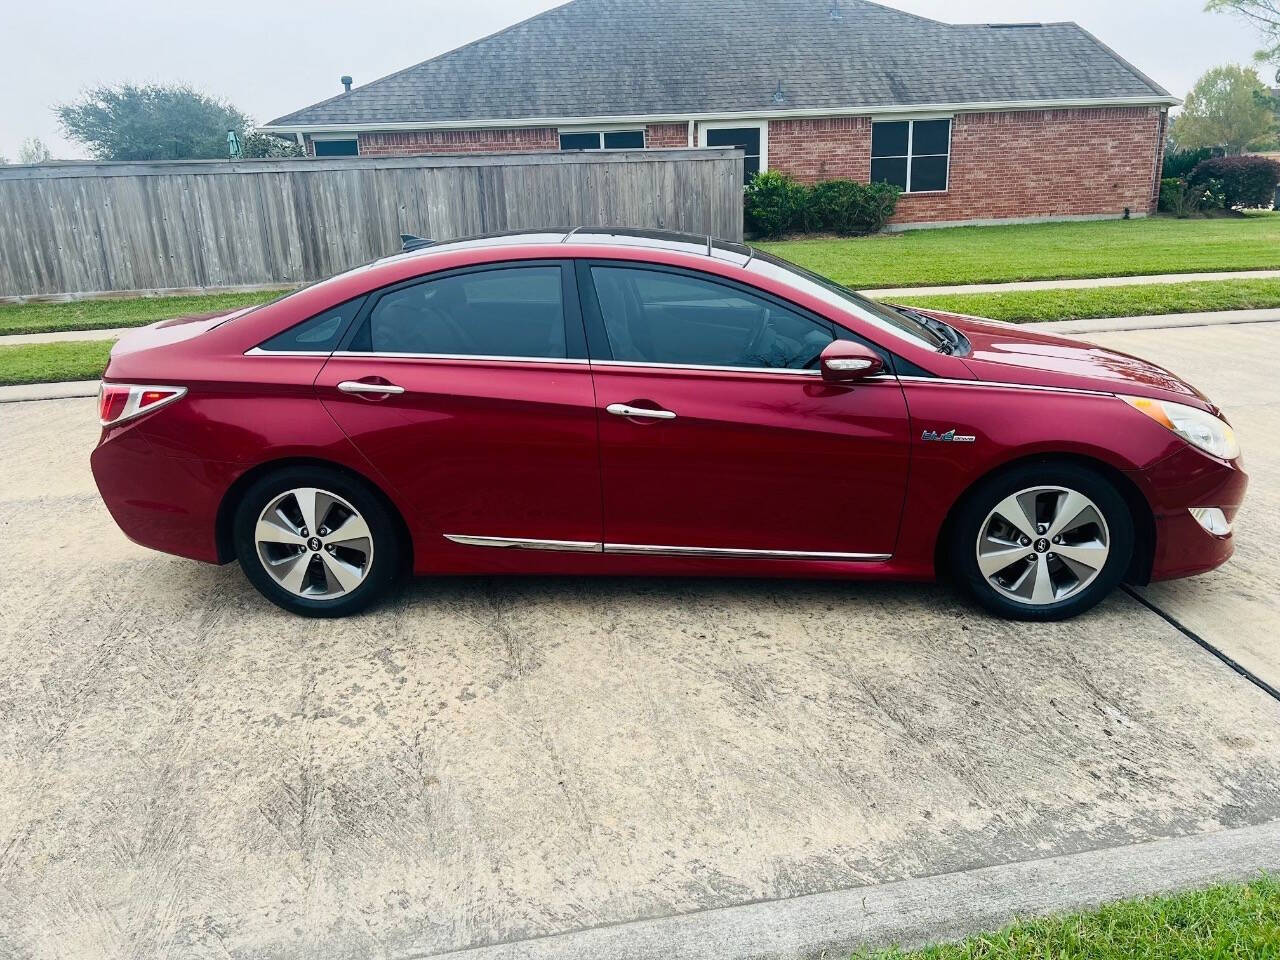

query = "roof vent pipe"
[[829, 0, 842, 20], [341, 75, 353, 93], [773, 80, 786, 104]]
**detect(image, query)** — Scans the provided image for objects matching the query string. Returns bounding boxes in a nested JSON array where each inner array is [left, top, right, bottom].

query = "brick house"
[[261, 0, 1177, 229]]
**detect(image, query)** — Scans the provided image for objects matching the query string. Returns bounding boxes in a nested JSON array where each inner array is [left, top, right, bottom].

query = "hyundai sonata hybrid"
[[91, 228, 1245, 620]]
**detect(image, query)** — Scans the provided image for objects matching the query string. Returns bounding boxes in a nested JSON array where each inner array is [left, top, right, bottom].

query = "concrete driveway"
[[1, 320, 1278, 959]]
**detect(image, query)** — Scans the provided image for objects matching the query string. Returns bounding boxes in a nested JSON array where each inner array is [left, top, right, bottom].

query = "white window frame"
[[698, 120, 769, 175], [558, 126, 646, 150], [311, 133, 360, 157], [870, 117, 952, 194]]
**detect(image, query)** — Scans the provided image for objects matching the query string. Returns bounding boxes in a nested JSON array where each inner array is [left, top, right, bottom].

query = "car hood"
[[908, 308, 1215, 411]]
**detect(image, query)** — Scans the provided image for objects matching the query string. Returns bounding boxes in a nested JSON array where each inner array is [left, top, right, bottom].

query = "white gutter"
[[259, 95, 1179, 135]]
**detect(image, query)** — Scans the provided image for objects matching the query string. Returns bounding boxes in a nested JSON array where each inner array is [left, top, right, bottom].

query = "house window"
[[559, 130, 645, 150], [313, 137, 359, 157], [871, 119, 950, 193], [703, 126, 764, 181]]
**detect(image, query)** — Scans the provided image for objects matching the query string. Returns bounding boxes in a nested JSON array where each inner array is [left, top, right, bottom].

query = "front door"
[[579, 262, 911, 559], [316, 262, 602, 560]]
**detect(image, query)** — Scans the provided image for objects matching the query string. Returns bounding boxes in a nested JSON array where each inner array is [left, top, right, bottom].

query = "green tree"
[[56, 83, 251, 161], [1206, 1, 1280, 66], [1173, 65, 1276, 154], [241, 131, 305, 158], [17, 138, 52, 164]]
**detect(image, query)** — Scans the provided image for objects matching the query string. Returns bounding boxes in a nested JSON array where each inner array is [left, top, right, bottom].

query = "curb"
[[0, 380, 99, 403], [863, 268, 1280, 299], [410, 820, 1280, 960], [1036, 308, 1280, 334]]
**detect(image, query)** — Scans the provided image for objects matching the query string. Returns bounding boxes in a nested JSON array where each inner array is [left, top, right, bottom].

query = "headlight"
[[1120, 395, 1239, 461]]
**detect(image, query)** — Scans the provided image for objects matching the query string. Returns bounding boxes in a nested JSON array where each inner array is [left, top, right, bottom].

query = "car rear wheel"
[[233, 466, 401, 617], [950, 463, 1134, 621]]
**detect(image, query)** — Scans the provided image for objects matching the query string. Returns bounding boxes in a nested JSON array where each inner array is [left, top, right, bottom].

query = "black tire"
[[233, 465, 401, 618], [949, 462, 1134, 621]]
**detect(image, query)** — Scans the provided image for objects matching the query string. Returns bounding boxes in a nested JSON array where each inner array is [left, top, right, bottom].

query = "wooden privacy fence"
[[0, 149, 744, 299]]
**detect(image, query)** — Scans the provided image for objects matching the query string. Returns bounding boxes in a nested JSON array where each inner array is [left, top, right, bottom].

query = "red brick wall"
[[767, 107, 1164, 225], [768, 117, 871, 182], [645, 122, 690, 148]]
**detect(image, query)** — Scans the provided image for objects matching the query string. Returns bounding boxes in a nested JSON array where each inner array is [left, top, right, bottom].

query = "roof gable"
[[267, 0, 1172, 129]]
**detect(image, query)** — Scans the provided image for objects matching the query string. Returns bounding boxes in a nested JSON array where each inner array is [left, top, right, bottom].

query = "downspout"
[[687, 119, 695, 147]]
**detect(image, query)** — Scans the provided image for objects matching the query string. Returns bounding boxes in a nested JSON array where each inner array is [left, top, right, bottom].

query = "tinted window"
[[603, 130, 645, 149], [258, 297, 366, 352], [871, 118, 950, 193], [590, 266, 832, 369], [357, 266, 566, 358], [870, 121, 909, 158], [314, 139, 358, 157], [559, 132, 600, 150]]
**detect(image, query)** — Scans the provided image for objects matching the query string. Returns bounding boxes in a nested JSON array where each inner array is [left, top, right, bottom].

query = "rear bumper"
[[90, 428, 236, 564], [1136, 445, 1248, 582]]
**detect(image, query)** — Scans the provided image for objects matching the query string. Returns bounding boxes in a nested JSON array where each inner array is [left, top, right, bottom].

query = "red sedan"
[[91, 229, 1245, 620]]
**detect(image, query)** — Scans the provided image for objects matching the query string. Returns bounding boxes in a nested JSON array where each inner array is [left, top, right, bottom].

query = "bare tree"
[[1207, 1, 1280, 69]]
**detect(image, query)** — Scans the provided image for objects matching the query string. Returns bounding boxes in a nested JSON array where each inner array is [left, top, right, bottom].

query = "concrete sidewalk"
[[864, 268, 1280, 299], [0, 326, 131, 346]]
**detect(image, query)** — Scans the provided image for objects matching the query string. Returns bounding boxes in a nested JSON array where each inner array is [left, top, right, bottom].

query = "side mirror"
[[819, 340, 885, 382]]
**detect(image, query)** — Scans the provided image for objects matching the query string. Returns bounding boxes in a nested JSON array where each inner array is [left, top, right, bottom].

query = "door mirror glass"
[[820, 340, 885, 382]]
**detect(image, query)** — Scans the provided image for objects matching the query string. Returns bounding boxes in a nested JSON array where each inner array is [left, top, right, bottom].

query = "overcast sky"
[[2, 0, 1272, 161]]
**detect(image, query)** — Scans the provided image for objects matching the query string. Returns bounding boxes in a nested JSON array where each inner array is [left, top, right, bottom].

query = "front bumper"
[[1136, 444, 1248, 582]]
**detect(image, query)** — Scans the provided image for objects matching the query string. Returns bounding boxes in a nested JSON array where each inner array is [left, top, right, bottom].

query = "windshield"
[[745, 248, 948, 351]]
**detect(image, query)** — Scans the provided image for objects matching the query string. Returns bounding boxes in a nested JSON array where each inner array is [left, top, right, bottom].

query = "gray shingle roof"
[[266, 0, 1172, 128]]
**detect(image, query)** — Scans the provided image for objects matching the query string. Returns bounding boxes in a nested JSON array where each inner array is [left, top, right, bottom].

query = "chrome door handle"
[[338, 380, 405, 395], [606, 403, 676, 420]]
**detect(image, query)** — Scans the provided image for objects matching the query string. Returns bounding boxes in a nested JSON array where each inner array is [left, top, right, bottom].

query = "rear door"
[[579, 261, 911, 559], [316, 261, 603, 559]]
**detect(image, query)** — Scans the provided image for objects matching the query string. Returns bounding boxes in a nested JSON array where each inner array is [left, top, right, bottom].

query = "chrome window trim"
[[244, 347, 334, 357], [332, 351, 590, 364], [590, 359, 822, 376], [444, 534, 889, 562]]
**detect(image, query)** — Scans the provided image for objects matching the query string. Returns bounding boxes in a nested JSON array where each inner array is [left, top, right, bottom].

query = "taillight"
[[98, 383, 187, 427]]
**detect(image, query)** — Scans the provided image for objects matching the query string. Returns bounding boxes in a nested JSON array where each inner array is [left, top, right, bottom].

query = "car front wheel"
[[950, 463, 1134, 621], [233, 466, 401, 617]]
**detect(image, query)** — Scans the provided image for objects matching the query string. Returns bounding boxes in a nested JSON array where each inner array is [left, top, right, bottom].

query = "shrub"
[[1188, 155, 1280, 209], [802, 179, 901, 236], [1161, 146, 1217, 180], [744, 171, 807, 238], [1163, 178, 1220, 218], [1158, 178, 1184, 213]]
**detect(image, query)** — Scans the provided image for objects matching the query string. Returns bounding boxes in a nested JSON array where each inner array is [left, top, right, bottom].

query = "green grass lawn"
[[858, 878, 1279, 959], [0, 289, 286, 337], [0, 340, 114, 386], [761, 214, 1280, 289], [894, 278, 1280, 324]]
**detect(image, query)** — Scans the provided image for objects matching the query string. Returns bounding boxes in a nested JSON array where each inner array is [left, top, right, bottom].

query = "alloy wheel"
[[254, 487, 374, 600], [975, 485, 1110, 607]]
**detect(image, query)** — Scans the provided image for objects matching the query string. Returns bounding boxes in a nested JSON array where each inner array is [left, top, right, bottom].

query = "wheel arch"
[[933, 452, 1156, 586], [215, 457, 414, 569]]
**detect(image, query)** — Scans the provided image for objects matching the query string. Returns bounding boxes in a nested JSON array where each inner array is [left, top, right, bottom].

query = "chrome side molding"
[[444, 534, 889, 562], [443, 535, 603, 552]]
